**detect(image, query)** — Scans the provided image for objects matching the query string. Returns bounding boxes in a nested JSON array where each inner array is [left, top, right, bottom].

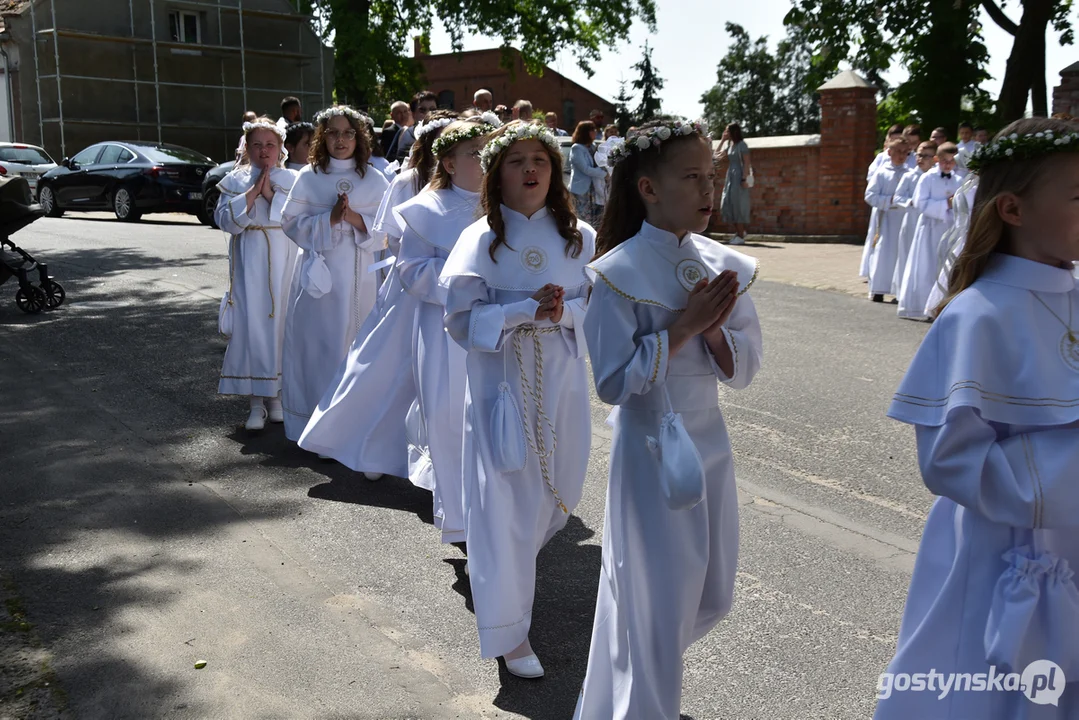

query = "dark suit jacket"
[[382, 123, 401, 157]]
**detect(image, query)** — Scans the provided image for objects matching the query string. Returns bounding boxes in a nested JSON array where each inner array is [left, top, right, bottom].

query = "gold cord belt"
[[512, 325, 568, 514], [227, 225, 282, 318]]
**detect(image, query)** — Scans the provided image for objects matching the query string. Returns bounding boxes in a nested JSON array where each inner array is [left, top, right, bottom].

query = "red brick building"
[[415, 42, 615, 131], [711, 70, 879, 239]]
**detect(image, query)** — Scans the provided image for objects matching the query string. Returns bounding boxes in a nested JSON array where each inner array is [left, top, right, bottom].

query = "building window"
[[437, 90, 455, 109], [562, 100, 576, 130], [169, 10, 201, 44]]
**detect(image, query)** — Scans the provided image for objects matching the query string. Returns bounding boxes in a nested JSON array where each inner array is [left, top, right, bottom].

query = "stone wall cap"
[[713, 134, 821, 150], [817, 70, 876, 91]]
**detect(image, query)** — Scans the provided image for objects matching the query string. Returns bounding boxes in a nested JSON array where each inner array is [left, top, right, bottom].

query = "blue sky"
[[426, 0, 1076, 120]]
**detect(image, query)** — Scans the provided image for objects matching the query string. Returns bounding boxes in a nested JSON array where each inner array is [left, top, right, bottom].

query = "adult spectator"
[[277, 96, 302, 129], [494, 104, 512, 124], [384, 101, 412, 159], [545, 112, 569, 136], [716, 122, 752, 245], [568, 121, 606, 226], [589, 109, 606, 128], [512, 99, 533, 121], [473, 89, 493, 112], [395, 90, 438, 162], [236, 111, 258, 161]]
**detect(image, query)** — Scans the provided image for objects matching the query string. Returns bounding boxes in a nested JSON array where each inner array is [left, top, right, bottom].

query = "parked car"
[[201, 161, 235, 230], [37, 142, 217, 223], [0, 143, 58, 197]]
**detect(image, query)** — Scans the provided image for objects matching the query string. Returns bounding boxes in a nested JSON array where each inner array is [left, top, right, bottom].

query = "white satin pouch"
[[218, 292, 234, 338], [646, 387, 706, 511], [490, 380, 527, 474], [301, 251, 332, 298]]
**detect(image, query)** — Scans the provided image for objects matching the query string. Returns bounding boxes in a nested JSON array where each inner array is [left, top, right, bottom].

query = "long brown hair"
[[595, 121, 712, 258], [407, 109, 459, 194], [430, 119, 492, 191], [310, 108, 371, 177], [935, 116, 1079, 317], [480, 120, 582, 262], [572, 121, 596, 145]]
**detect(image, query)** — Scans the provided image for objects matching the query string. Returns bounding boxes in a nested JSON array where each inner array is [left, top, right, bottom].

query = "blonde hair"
[[935, 116, 1079, 316], [239, 116, 286, 168], [430, 119, 490, 191]]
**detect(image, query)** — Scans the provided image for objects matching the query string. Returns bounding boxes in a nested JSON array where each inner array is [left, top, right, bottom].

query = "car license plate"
[[188, 192, 203, 200], [21, 173, 39, 180]]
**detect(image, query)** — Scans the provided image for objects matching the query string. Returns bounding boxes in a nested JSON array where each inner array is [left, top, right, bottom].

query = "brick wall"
[[417, 47, 615, 130], [710, 71, 877, 237], [1052, 62, 1079, 117]]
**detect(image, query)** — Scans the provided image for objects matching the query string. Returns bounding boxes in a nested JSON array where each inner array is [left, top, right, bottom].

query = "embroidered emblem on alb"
[[1061, 332, 1079, 372], [336, 178, 354, 194], [520, 246, 548, 274], [675, 259, 708, 291]]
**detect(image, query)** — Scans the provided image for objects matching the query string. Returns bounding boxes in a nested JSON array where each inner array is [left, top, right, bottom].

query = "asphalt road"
[[0, 213, 933, 720]]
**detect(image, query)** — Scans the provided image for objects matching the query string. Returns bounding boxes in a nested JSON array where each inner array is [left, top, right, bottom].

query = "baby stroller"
[[0, 175, 64, 314]]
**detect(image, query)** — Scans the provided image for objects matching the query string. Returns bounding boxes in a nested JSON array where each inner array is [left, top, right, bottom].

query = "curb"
[[707, 233, 863, 246]]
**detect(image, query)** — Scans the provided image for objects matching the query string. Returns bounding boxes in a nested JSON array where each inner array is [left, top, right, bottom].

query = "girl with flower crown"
[[574, 119, 762, 719], [394, 118, 495, 542], [874, 117, 1079, 719], [279, 106, 389, 443], [439, 120, 595, 678], [214, 117, 300, 430]]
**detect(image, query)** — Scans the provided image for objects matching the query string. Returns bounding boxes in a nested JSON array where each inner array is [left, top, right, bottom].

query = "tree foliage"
[[700, 23, 821, 137], [631, 42, 665, 124], [296, 0, 656, 111], [613, 79, 634, 135], [784, 0, 1074, 129]]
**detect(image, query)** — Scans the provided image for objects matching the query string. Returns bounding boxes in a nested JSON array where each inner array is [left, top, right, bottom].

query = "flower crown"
[[313, 105, 370, 126], [967, 129, 1079, 173], [243, 120, 286, 143], [480, 123, 560, 173], [433, 123, 498, 157], [478, 111, 503, 129], [606, 120, 710, 168], [414, 117, 455, 142]]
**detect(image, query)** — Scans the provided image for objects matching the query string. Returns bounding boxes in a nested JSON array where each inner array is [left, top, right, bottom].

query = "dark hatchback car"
[[37, 142, 217, 224], [201, 160, 235, 230]]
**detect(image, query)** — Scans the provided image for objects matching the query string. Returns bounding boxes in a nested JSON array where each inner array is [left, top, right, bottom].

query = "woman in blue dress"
[[717, 123, 752, 245]]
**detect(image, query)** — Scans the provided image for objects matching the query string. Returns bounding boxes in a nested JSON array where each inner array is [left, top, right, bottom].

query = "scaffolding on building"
[[28, 0, 328, 158]]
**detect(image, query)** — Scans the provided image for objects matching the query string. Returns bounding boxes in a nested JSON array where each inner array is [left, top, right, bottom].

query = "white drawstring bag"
[[490, 345, 527, 473], [745, 170, 755, 188], [646, 386, 706, 510], [301, 251, 333, 298], [218, 292, 234, 338]]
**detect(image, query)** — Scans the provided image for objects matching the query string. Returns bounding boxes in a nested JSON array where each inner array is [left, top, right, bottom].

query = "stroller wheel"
[[43, 280, 65, 309], [15, 286, 47, 314]]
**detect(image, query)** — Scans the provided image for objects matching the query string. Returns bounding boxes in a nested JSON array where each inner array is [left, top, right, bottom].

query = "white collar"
[[981, 253, 1076, 294], [451, 184, 480, 202], [328, 156, 356, 171], [639, 220, 689, 247], [501, 204, 550, 223]]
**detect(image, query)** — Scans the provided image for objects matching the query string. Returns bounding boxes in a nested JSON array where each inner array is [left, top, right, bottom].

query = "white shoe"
[[729, 235, 746, 245], [245, 405, 267, 431], [363, 471, 383, 481], [266, 398, 284, 423], [463, 560, 469, 577], [504, 653, 544, 679]]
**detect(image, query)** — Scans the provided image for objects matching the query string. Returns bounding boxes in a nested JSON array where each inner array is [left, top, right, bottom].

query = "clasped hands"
[[531, 283, 565, 324], [244, 168, 276, 213], [331, 193, 367, 233], [669, 270, 740, 356]]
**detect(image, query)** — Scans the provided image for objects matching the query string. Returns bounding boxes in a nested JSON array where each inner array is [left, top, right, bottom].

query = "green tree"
[[613, 79, 634, 135], [700, 23, 820, 137], [302, 0, 656, 110], [784, 0, 1073, 128], [631, 41, 664, 123]]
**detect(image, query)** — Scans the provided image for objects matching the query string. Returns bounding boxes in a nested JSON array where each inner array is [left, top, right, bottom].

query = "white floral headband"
[[314, 105, 370, 126], [478, 111, 503, 129], [414, 117, 455, 142], [243, 120, 286, 143], [606, 119, 710, 168], [433, 124, 497, 157], [480, 123, 560, 173], [967, 128, 1079, 173]]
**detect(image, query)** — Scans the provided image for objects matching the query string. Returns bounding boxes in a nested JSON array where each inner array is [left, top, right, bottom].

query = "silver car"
[[0, 143, 58, 196]]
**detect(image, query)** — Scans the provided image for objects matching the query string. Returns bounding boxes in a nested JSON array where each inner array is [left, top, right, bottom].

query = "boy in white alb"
[[897, 142, 961, 320], [891, 141, 937, 297], [865, 139, 911, 302], [860, 124, 906, 277]]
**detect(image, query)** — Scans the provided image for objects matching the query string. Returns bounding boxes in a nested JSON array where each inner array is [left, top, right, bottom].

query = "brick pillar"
[[1052, 62, 1079, 117], [816, 71, 877, 235]]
